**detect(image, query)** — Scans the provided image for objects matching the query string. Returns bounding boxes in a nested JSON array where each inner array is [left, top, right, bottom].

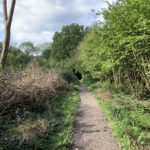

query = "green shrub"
[[61, 69, 78, 83]]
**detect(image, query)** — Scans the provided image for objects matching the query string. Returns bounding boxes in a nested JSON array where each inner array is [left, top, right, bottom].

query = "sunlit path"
[[72, 85, 120, 150]]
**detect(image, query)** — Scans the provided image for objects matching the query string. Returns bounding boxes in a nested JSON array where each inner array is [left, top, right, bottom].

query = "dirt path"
[[71, 85, 120, 150]]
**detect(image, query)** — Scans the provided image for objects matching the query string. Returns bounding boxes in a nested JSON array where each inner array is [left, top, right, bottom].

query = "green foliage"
[[0, 44, 31, 70], [40, 24, 85, 83], [6, 47, 31, 69], [61, 69, 78, 83], [76, 0, 150, 97], [42, 47, 52, 60], [19, 42, 39, 56], [47, 90, 80, 149], [40, 24, 83, 85], [51, 23, 85, 60]]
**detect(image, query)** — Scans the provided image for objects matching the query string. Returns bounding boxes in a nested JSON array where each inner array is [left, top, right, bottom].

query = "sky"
[[0, 0, 115, 45]]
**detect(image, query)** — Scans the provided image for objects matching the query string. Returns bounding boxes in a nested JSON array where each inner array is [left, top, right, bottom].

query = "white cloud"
[[12, 31, 53, 45], [0, 0, 115, 44]]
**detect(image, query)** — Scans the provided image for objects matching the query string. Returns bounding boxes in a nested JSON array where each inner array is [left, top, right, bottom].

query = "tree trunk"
[[0, 0, 16, 69], [0, 25, 10, 69]]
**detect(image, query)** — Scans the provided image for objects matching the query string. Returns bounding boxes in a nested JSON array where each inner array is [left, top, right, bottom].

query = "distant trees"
[[7, 46, 31, 68], [19, 42, 35, 55], [0, 0, 16, 69], [40, 23, 85, 70], [0, 43, 31, 69], [19, 42, 41, 56], [51, 23, 85, 60]]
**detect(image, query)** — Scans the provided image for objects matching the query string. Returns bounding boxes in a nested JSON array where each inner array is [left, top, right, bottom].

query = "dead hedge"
[[0, 67, 67, 117]]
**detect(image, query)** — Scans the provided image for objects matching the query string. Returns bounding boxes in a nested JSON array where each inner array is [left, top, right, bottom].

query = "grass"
[[0, 84, 80, 150], [85, 81, 150, 150], [48, 88, 80, 149]]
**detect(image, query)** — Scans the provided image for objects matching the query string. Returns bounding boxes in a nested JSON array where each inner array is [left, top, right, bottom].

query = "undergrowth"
[[0, 64, 80, 150], [0, 84, 80, 150]]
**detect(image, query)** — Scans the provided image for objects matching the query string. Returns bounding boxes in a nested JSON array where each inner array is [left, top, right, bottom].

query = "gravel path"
[[71, 85, 120, 150]]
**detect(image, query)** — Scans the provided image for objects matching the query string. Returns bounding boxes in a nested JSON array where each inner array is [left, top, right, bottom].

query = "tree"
[[51, 23, 85, 60], [76, 0, 150, 97], [19, 42, 39, 56], [42, 46, 52, 60], [7, 45, 31, 69], [0, 0, 16, 69], [0, 42, 2, 52], [19, 42, 41, 56]]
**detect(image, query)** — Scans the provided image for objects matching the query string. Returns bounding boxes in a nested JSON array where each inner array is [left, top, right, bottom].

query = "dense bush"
[[76, 0, 150, 98], [61, 69, 78, 83], [0, 65, 67, 118]]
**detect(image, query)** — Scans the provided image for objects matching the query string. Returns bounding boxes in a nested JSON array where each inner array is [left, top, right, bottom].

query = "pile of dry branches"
[[0, 67, 67, 117]]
